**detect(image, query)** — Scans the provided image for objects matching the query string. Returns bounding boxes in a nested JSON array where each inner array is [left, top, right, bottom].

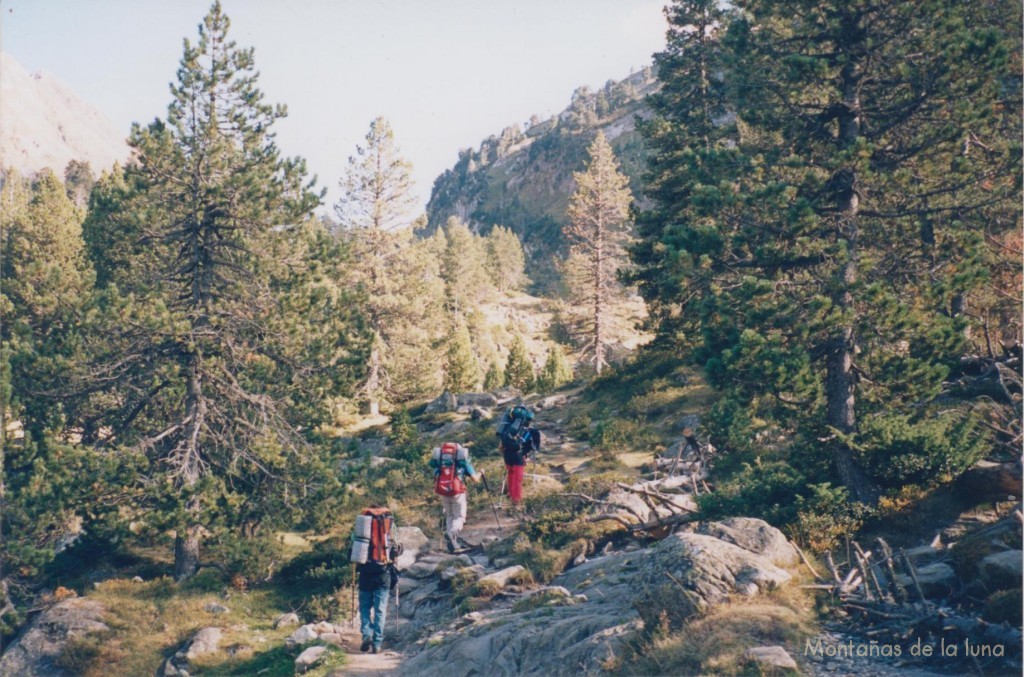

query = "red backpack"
[[352, 507, 394, 564], [434, 442, 466, 497]]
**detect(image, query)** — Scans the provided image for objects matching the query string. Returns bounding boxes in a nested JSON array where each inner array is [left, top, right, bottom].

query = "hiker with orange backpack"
[[350, 504, 402, 654], [429, 442, 482, 553]]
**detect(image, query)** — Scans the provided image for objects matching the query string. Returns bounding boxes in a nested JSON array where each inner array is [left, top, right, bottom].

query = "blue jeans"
[[359, 587, 389, 648]]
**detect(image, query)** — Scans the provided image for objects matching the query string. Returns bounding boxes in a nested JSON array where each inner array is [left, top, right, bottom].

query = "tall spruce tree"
[[564, 132, 635, 374], [537, 343, 574, 392], [81, 2, 365, 579]]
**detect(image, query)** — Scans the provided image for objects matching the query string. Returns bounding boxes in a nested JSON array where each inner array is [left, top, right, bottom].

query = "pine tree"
[[334, 118, 444, 409], [627, 0, 738, 346], [483, 360, 504, 391], [63, 160, 95, 208], [80, 2, 364, 579], [641, 0, 1019, 504], [503, 334, 534, 391], [0, 170, 107, 620], [443, 320, 480, 392], [537, 343, 574, 391], [564, 132, 635, 374], [441, 216, 490, 317], [486, 225, 527, 292]]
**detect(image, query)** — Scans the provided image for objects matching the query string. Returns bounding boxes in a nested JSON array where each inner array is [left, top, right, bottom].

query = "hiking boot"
[[445, 534, 456, 554], [360, 638, 371, 652]]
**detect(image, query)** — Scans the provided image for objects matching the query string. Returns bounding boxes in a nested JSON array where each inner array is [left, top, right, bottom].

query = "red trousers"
[[505, 464, 525, 504]]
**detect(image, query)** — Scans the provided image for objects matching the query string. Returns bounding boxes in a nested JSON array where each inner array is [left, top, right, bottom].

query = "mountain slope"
[[0, 51, 130, 177], [425, 68, 657, 285]]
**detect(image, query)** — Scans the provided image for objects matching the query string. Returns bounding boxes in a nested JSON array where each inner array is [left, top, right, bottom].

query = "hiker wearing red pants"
[[500, 426, 541, 514]]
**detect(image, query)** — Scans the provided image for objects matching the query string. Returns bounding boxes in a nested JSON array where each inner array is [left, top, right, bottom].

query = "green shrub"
[[590, 417, 654, 451], [698, 460, 807, 526], [205, 532, 284, 588], [855, 411, 988, 488], [984, 588, 1023, 626], [790, 484, 868, 553]]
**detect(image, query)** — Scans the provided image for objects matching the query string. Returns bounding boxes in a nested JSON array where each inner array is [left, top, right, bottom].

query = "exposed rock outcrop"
[[0, 598, 109, 677]]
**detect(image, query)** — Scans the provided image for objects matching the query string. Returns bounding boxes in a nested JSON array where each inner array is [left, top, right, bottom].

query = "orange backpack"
[[352, 507, 394, 564]]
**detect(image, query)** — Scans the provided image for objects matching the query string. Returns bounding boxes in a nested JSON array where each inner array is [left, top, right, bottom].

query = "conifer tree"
[[443, 320, 480, 392], [564, 132, 634, 374], [485, 225, 527, 292], [537, 343, 574, 391], [334, 118, 443, 409], [483, 360, 504, 391], [81, 2, 364, 578], [503, 334, 534, 391], [441, 216, 490, 317], [627, 0, 737, 345]]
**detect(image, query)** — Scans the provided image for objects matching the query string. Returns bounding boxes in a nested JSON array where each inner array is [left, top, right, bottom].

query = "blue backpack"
[[497, 405, 534, 444]]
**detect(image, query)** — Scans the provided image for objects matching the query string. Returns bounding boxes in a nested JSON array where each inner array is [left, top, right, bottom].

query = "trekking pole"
[[479, 473, 503, 531], [350, 563, 357, 629]]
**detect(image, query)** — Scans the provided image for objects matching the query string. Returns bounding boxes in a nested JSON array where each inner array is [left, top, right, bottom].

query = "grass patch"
[[80, 576, 296, 677], [623, 590, 816, 676]]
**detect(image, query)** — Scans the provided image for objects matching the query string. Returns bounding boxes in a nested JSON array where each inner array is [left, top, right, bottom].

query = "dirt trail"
[[328, 395, 598, 675]]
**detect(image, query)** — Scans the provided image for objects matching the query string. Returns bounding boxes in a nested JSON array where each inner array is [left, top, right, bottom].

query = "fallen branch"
[[792, 542, 823, 581], [615, 482, 695, 513]]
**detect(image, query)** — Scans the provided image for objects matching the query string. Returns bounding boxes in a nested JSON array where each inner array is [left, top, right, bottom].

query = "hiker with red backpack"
[[350, 504, 402, 654], [429, 442, 482, 553]]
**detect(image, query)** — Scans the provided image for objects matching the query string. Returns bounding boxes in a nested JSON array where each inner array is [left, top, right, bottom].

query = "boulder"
[[273, 612, 300, 629], [294, 645, 327, 673], [491, 387, 522, 405], [395, 526, 429, 569], [285, 624, 319, 649], [744, 645, 798, 672], [697, 517, 800, 567], [979, 550, 1023, 591], [425, 391, 458, 414], [400, 603, 642, 676], [358, 437, 388, 457], [431, 420, 471, 439], [896, 562, 957, 598], [0, 598, 109, 677], [634, 533, 792, 629], [477, 565, 527, 589], [456, 392, 499, 408], [182, 627, 223, 661]]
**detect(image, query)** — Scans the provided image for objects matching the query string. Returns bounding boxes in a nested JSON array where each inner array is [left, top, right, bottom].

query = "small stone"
[[285, 624, 319, 648], [131, 576, 144, 583], [204, 602, 229, 615], [319, 632, 343, 645], [294, 645, 328, 674], [744, 646, 798, 671], [273, 612, 300, 629]]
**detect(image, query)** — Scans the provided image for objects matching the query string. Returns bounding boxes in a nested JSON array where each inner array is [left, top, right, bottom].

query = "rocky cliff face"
[[424, 68, 658, 281], [0, 52, 130, 177]]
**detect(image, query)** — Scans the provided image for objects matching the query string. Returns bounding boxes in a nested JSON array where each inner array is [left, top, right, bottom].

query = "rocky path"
[[328, 624, 402, 676]]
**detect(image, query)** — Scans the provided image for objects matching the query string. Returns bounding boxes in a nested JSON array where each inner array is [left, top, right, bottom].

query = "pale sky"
[[0, 0, 667, 212]]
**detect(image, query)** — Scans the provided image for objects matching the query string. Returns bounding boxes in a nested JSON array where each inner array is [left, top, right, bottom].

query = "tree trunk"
[[827, 40, 880, 506], [594, 213, 605, 375], [174, 524, 202, 581]]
